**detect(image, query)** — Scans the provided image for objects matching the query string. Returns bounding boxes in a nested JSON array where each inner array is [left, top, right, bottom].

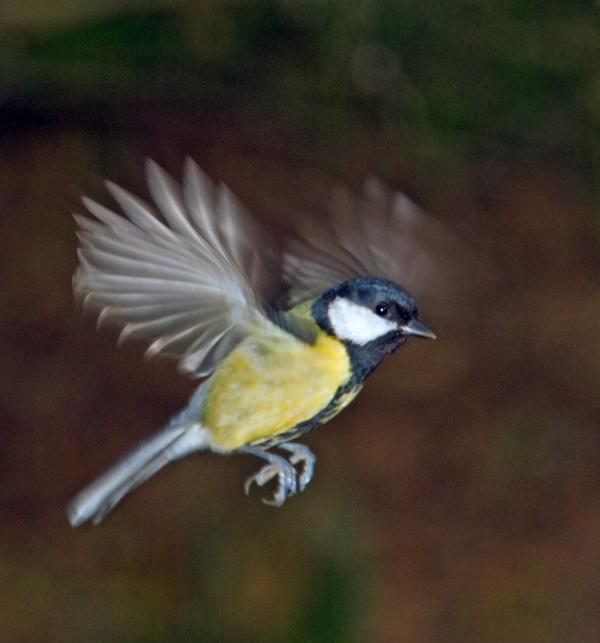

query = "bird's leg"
[[278, 442, 316, 492], [241, 446, 298, 506]]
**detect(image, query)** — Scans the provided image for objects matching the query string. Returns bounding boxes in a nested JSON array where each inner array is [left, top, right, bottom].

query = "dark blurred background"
[[1, 2, 599, 642]]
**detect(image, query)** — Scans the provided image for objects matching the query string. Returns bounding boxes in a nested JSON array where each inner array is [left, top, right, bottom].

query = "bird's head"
[[312, 277, 435, 379]]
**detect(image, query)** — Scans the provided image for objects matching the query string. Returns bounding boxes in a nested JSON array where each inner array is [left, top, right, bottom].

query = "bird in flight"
[[67, 159, 461, 527]]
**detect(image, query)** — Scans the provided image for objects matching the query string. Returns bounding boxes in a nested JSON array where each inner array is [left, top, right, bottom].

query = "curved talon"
[[278, 442, 316, 492], [242, 449, 298, 506], [244, 463, 279, 496]]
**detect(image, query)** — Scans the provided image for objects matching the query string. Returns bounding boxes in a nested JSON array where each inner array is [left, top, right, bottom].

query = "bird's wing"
[[74, 159, 281, 378], [283, 177, 478, 315]]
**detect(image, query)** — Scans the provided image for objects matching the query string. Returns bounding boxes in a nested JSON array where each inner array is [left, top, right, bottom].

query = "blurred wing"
[[284, 178, 477, 314], [74, 158, 280, 378]]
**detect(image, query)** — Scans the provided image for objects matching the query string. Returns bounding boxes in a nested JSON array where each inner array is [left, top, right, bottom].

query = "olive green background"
[[1, 2, 599, 642]]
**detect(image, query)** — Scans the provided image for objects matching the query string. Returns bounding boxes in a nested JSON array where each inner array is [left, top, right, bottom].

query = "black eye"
[[375, 302, 390, 317]]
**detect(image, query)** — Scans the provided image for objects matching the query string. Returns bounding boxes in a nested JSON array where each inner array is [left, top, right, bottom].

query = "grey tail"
[[67, 422, 210, 527], [67, 384, 212, 527]]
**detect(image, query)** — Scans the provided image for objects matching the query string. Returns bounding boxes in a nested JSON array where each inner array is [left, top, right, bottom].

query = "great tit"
[[68, 159, 442, 527]]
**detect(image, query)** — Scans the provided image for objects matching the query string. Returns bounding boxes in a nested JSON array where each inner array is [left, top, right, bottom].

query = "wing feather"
[[74, 160, 279, 378], [75, 161, 480, 376], [284, 177, 477, 315]]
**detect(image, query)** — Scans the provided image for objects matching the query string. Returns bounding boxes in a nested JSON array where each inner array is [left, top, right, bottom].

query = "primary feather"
[[75, 160, 475, 376], [283, 177, 470, 311], [74, 159, 279, 378]]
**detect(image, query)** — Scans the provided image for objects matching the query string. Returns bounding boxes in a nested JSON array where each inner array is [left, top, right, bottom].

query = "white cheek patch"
[[327, 298, 399, 345]]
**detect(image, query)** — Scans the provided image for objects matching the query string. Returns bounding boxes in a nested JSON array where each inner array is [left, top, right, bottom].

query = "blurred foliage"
[[1, 2, 599, 643], [1, 0, 600, 193]]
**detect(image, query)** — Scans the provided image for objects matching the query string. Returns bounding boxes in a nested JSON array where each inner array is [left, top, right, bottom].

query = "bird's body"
[[201, 309, 355, 450], [67, 159, 446, 526]]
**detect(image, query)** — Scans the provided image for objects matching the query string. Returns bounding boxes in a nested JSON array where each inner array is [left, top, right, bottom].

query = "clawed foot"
[[243, 457, 297, 506], [241, 442, 316, 506], [278, 442, 316, 492]]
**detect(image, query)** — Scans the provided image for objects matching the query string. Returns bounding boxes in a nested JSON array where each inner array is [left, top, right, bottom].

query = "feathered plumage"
[[68, 158, 472, 525], [75, 159, 467, 375], [75, 159, 278, 377]]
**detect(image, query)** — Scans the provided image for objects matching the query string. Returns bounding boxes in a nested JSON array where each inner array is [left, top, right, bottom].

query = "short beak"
[[400, 319, 436, 340]]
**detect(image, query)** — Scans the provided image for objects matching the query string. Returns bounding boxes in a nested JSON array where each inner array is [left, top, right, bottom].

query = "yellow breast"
[[200, 324, 352, 450]]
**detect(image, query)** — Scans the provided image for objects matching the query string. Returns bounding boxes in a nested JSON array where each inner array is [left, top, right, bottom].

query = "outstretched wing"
[[74, 159, 280, 378], [283, 178, 478, 314]]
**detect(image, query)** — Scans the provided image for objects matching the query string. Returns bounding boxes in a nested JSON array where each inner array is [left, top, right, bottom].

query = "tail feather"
[[67, 422, 210, 527]]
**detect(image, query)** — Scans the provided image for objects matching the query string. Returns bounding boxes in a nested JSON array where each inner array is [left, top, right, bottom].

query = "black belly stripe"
[[252, 380, 362, 449]]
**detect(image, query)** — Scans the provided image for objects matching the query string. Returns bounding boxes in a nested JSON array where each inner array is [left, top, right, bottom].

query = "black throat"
[[343, 335, 403, 384], [311, 290, 405, 385]]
